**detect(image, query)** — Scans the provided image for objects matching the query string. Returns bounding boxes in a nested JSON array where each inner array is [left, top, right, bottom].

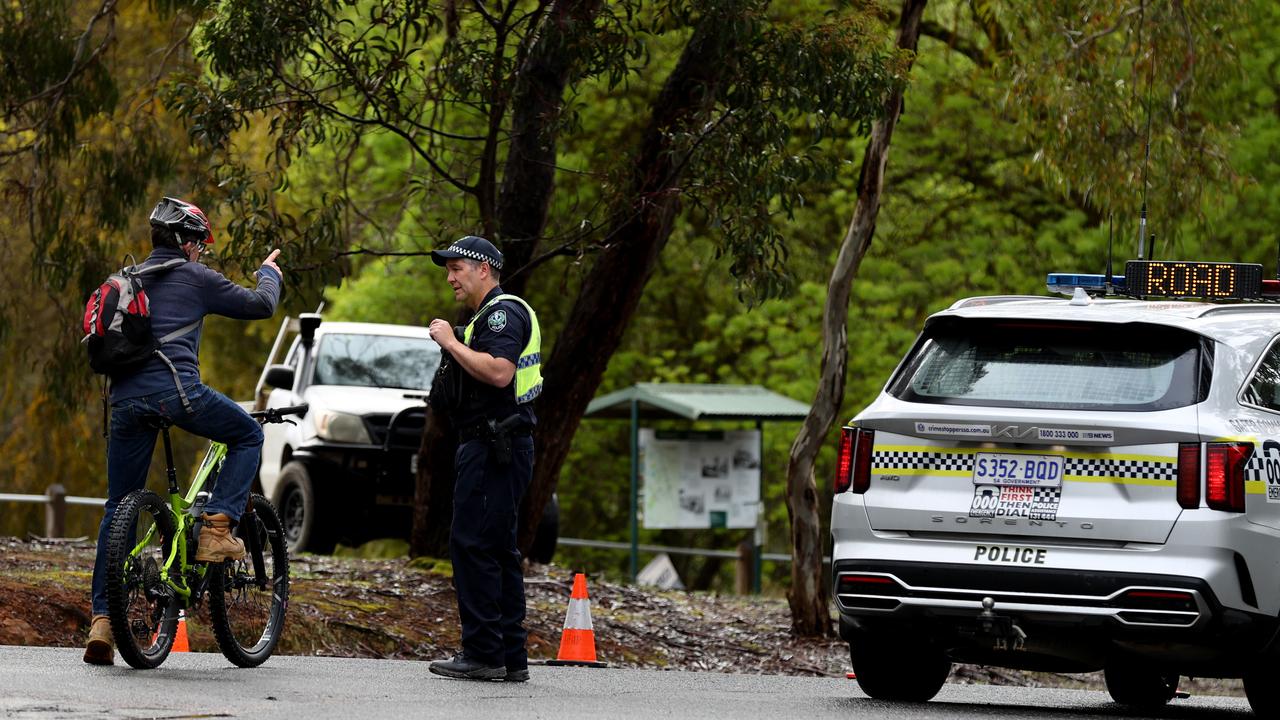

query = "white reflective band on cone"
[[563, 598, 594, 630]]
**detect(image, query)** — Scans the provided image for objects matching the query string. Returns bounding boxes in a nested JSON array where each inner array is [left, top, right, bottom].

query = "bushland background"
[[1, 1, 1273, 616]]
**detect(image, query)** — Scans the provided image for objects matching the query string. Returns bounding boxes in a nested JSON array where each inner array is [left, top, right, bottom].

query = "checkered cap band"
[[443, 242, 501, 270]]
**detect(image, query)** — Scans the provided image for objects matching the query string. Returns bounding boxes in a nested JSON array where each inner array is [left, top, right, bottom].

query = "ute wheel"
[[849, 633, 950, 702], [1244, 664, 1280, 716], [276, 461, 335, 554], [1103, 664, 1178, 708]]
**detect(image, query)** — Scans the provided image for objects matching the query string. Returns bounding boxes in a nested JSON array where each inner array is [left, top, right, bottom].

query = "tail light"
[[1117, 588, 1197, 612], [838, 574, 900, 593], [851, 428, 874, 494], [834, 428, 854, 493], [1176, 443, 1200, 509], [1205, 442, 1252, 513], [833, 427, 875, 494]]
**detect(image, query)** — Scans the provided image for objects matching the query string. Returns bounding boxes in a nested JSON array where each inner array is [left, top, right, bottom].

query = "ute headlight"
[[314, 410, 372, 444]]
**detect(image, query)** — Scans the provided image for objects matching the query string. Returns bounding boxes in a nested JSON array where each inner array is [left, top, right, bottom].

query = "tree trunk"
[[517, 14, 742, 553], [496, 0, 604, 295], [410, 409, 456, 557], [783, 0, 928, 637], [411, 0, 601, 558]]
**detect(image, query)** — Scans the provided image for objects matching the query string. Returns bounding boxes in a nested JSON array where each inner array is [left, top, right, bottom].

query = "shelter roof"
[[585, 383, 809, 422]]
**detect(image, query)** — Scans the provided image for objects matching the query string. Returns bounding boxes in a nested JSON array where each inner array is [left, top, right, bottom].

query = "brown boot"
[[83, 615, 114, 665], [195, 513, 246, 562]]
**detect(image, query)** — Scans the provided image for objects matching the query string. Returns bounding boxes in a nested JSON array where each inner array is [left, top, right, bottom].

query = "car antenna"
[[1104, 214, 1115, 295], [1136, 9, 1157, 262]]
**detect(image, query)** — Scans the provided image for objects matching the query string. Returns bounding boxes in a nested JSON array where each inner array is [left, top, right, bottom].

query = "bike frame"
[[127, 429, 229, 604]]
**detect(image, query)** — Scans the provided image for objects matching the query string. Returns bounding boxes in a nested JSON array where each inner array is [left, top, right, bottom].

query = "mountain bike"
[[103, 404, 308, 669]]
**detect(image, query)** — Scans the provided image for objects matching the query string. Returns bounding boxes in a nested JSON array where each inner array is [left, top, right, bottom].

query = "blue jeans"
[[90, 382, 263, 616]]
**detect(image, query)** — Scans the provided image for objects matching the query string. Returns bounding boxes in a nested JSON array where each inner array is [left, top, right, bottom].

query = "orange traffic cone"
[[151, 609, 189, 651], [172, 610, 190, 652], [546, 573, 607, 667]]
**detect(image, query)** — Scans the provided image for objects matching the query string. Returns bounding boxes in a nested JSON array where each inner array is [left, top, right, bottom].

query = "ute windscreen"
[[888, 319, 1208, 411]]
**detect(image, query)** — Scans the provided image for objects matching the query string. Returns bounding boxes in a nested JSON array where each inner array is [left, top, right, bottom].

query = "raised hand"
[[262, 248, 282, 276]]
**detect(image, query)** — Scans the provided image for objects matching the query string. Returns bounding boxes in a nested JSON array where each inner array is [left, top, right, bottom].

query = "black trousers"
[[450, 434, 534, 668]]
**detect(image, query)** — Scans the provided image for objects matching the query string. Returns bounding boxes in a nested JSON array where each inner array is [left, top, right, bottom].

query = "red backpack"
[[81, 258, 194, 377]]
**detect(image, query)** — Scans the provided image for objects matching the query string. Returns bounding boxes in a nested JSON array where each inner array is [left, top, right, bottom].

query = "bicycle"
[[103, 404, 309, 669]]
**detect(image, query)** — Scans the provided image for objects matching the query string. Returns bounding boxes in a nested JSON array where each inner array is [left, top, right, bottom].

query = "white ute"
[[253, 313, 558, 560]]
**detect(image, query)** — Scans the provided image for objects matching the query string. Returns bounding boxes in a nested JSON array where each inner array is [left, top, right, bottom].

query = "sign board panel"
[[640, 428, 760, 529]]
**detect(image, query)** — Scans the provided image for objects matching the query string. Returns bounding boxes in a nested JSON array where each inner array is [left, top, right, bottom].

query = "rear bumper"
[[833, 558, 1279, 674]]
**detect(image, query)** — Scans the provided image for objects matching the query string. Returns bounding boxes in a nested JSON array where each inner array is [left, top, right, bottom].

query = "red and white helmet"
[[149, 197, 214, 246]]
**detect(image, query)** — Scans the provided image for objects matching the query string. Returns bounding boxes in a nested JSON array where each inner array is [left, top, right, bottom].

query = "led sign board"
[[1124, 260, 1262, 300]]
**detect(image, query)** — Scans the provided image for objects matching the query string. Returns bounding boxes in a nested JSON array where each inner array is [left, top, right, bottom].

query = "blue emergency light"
[[1046, 273, 1124, 296]]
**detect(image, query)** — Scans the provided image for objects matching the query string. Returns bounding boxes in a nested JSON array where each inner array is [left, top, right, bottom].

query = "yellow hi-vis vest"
[[463, 293, 543, 404]]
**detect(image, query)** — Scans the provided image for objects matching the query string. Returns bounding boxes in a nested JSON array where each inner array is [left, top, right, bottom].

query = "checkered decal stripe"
[[1063, 458, 1175, 482], [873, 451, 1176, 481], [1032, 487, 1061, 502], [1246, 456, 1266, 482], [875, 450, 973, 472]]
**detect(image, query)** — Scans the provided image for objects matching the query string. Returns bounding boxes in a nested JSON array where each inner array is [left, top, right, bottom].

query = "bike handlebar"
[[251, 404, 310, 424]]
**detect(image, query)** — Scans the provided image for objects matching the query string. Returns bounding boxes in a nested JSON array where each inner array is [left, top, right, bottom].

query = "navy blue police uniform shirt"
[[457, 286, 536, 429]]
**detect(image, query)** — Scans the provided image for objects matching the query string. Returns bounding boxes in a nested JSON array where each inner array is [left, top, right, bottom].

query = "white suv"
[[831, 260, 1280, 715]]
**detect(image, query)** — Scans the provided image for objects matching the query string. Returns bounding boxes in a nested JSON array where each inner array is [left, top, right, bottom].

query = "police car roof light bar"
[[1054, 258, 1280, 301]]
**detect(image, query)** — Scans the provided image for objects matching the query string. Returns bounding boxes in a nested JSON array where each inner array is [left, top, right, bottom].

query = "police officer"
[[426, 235, 542, 682]]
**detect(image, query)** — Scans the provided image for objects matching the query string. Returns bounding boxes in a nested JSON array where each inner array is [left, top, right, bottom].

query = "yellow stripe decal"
[[874, 467, 1175, 487]]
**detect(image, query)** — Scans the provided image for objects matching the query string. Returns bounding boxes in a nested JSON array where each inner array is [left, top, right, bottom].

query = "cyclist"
[[84, 197, 283, 665]]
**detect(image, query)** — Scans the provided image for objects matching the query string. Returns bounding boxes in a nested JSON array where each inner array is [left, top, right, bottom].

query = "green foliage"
[[0, 0, 1271, 597], [996, 0, 1245, 233], [685, 9, 907, 301]]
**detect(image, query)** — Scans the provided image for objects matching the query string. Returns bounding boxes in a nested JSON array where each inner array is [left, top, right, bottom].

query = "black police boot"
[[505, 666, 530, 682], [429, 652, 507, 681]]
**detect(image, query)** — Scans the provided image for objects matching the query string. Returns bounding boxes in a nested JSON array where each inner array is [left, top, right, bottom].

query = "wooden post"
[[735, 539, 753, 595], [45, 483, 67, 538]]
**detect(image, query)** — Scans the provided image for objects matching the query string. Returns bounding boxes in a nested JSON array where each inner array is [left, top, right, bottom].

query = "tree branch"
[[272, 71, 477, 195]]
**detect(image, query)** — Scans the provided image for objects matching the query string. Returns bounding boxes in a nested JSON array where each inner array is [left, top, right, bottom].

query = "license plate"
[[972, 453, 1063, 487]]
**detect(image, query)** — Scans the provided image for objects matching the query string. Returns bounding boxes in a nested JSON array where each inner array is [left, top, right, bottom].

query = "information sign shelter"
[[584, 383, 809, 591]]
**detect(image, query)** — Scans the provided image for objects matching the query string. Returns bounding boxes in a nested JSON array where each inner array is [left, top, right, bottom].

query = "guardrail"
[[558, 536, 814, 563], [0, 485, 105, 538], [2, 487, 826, 592]]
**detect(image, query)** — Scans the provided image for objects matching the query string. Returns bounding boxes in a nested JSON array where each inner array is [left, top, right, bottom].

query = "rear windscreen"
[[888, 319, 1208, 411]]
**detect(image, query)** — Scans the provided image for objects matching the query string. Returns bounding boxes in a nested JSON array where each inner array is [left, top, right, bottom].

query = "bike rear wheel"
[[209, 493, 289, 667], [105, 490, 181, 669]]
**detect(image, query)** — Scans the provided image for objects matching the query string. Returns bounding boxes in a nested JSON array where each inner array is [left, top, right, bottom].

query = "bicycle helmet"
[[149, 197, 214, 247]]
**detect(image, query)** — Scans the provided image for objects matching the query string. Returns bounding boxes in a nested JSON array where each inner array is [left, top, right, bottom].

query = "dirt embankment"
[[0, 537, 1244, 697]]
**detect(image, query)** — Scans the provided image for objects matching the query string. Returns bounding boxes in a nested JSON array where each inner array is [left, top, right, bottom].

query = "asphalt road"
[[0, 646, 1255, 719]]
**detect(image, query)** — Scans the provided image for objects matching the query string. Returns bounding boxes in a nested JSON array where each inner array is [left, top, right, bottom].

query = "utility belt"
[[458, 413, 530, 465]]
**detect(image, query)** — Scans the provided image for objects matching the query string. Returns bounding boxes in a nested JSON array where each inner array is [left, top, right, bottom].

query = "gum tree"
[[172, 0, 907, 565]]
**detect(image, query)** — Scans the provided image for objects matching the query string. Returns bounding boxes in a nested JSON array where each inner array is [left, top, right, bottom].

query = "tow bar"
[[977, 597, 1027, 651]]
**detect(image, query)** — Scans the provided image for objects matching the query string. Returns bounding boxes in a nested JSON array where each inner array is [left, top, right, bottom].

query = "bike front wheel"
[[104, 489, 181, 669], [208, 493, 289, 667]]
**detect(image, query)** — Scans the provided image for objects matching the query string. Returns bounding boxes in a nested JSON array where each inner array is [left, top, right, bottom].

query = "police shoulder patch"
[[487, 309, 508, 333]]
